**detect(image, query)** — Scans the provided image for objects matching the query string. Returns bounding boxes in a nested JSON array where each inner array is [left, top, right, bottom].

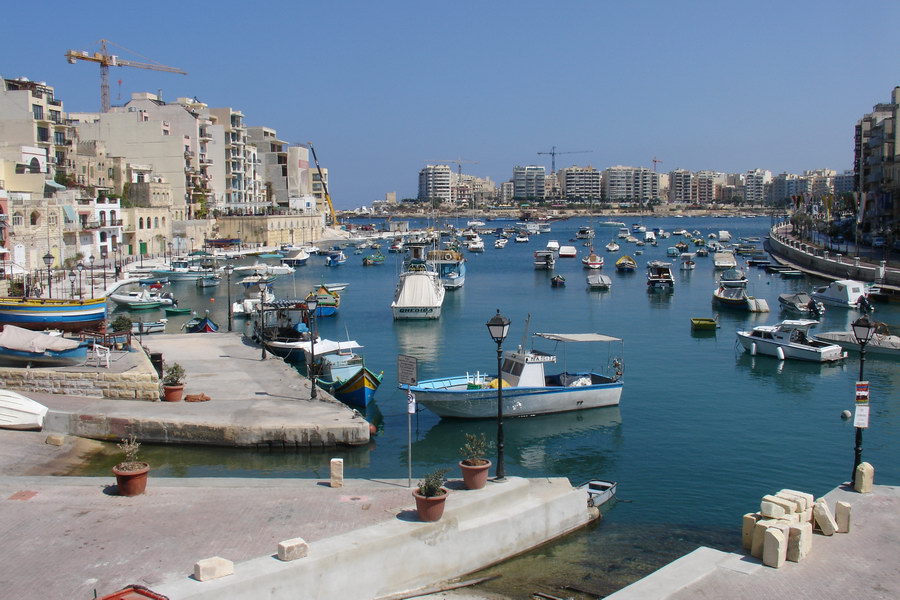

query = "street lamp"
[[190, 237, 195, 256], [89, 255, 95, 297], [68, 269, 76, 298], [76, 263, 84, 299], [486, 309, 511, 481], [42, 252, 54, 298], [224, 264, 234, 332], [850, 314, 876, 485], [258, 280, 268, 360], [101, 250, 108, 290], [167, 242, 174, 265], [305, 293, 319, 400]]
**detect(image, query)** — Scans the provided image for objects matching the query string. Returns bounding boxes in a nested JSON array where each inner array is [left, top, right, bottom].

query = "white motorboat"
[[108, 289, 176, 307], [586, 273, 612, 290], [514, 234, 530, 243], [813, 328, 900, 359], [680, 253, 696, 270], [467, 239, 485, 252], [427, 248, 467, 289], [131, 319, 168, 334], [546, 240, 561, 253], [533, 250, 556, 270], [581, 249, 604, 269], [391, 244, 445, 320], [404, 332, 624, 418], [713, 251, 738, 269], [809, 280, 871, 309], [234, 262, 295, 276], [494, 238, 508, 249], [558, 245, 577, 258], [778, 292, 825, 317], [0, 389, 49, 430], [575, 226, 595, 239], [195, 274, 221, 288], [281, 249, 310, 266], [736, 320, 846, 362], [646, 261, 674, 292], [718, 268, 748, 288], [151, 259, 217, 281], [605, 241, 620, 252]]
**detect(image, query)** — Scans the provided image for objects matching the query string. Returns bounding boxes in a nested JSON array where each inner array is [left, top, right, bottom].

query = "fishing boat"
[[718, 268, 749, 288], [646, 261, 675, 292], [679, 253, 696, 270], [551, 274, 566, 287], [426, 248, 467, 289], [315, 349, 384, 408], [362, 251, 386, 266], [0, 325, 89, 367], [615, 255, 637, 272], [581, 248, 604, 269], [575, 226, 595, 240], [605, 241, 620, 252], [690, 317, 719, 331], [403, 332, 624, 419], [580, 480, 618, 508], [311, 285, 341, 317], [533, 250, 556, 270], [131, 319, 168, 335], [182, 312, 219, 333], [712, 286, 770, 312], [809, 280, 871, 309], [0, 297, 107, 332], [324, 250, 347, 266], [391, 242, 445, 320], [736, 320, 846, 362], [164, 306, 192, 315], [151, 259, 217, 281], [108, 289, 176, 308], [0, 389, 49, 430], [586, 273, 612, 290], [281, 249, 310, 266], [813, 326, 900, 359], [195, 274, 222, 288], [778, 292, 825, 317]]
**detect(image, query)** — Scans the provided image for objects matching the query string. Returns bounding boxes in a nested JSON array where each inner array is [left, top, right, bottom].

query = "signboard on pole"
[[855, 381, 869, 403], [398, 354, 418, 387], [854, 404, 870, 428]]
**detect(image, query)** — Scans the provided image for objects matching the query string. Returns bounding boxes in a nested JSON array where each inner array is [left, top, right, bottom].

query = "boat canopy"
[[534, 333, 621, 343], [0, 325, 82, 353]]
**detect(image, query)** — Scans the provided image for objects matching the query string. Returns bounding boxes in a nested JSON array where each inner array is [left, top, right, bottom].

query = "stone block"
[[45, 435, 65, 446], [330, 458, 344, 488], [787, 522, 812, 562], [760, 494, 795, 518], [773, 493, 803, 513], [751, 519, 786, 558], [854, 462, 874, 493], [277, 537, 309, 561], [762, 527, 787, 568], [835, 501, 851, 533], [813, 499, 838, 535], [779, 489, 814, 511], [742, 513, 761, 550], [193, 556, 234, 581]]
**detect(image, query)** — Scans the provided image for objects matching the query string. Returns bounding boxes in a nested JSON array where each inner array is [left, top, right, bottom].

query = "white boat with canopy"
[[404, 332, 624, 418]]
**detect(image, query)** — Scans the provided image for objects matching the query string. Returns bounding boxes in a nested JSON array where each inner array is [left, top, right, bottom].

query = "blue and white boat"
[[0, 297, 107, 332], [0, 325, 89, 367], [403, 332, 624, 418], [316, 348, 383, 408], [426, 248, 467, 289]]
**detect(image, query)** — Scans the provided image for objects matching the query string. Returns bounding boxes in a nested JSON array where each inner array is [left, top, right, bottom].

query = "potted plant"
[[413, 468, 450, 522], [161, 362, 186, 402], [459, 433, 492, 490], [112, 434, 150, 496], [110, 315, 133, 332]]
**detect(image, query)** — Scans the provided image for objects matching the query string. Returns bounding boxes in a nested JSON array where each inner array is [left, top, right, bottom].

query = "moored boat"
[[0, 389, 49, 430], [0, 325, 90, 367], [551, 274, 566, 287], [108, 289, 176, 308], [182, 312, 219, 333], [615, 255, 637, 272], [391, 243, 445, 320], [712, 285, 770, 312], [316, 349, 384, 408], [646, 261, 674, 292], [581, 249, 604, 269], [809, 279, 871, 309], [426, 248, 467, 289], [533, 250, 556, 270], [736, 319, 846, 362], [586, 273, 612, 290], [813, 326, 900, 359], [131, 319, 168, 335], [403, 332, 624, 418], [558, 245, 578, 258], [0, 297, 107, 332], [581, 480, 618, 508], [690, 317, 719, 331], [778, 292, 825, 317], [605, 241, 620, 252]]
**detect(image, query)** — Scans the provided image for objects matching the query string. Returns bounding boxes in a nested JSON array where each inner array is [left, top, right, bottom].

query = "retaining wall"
[[0, 357, 160, 401]]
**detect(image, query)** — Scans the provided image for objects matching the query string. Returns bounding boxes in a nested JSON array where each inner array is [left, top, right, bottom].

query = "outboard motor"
[[857, 295, 873, 313]]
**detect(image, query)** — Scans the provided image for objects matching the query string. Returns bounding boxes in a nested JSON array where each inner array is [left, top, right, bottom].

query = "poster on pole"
[[398, 354, 418, 386], [854, 404, 870, 428]]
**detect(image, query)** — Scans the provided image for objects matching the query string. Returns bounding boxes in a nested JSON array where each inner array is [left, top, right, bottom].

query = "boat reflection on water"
[[409, 406, 622, 476], [393, 320, 442, 364], [734, 352, 848, 392]]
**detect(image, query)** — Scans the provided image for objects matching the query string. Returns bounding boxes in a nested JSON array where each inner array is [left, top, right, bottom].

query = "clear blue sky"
[[3, 1, 898, 209]]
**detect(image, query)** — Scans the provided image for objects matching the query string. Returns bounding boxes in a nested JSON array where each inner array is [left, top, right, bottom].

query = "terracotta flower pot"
[[459, 459, 492, 490], [112, 462, 150, 496], [162, 384, 184, 402], [413, 487, 448, 522]]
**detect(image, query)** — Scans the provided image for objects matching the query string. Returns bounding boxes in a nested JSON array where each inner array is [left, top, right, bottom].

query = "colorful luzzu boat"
[[0, 297, 107, 332]]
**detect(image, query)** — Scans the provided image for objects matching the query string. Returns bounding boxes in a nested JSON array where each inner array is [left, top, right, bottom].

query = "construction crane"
[[652, 157, 663, 172], [537, 146, 591, 174], [308, 142, 338, 226], [65, 39, 187, 113]]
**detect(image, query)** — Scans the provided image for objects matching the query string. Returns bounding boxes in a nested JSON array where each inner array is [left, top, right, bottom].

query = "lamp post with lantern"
[[88, 255, 95, 298], [76, 262, 84, 299], [850, 314, 876, 486], [305, 293, 319, 400], [485, 309, 511, 481], [68, 270, 76, 298], [42, 252, 54, 298], [224, 264, 234, 332]]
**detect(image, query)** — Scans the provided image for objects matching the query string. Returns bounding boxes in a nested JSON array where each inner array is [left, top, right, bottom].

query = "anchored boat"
[[0, 296, 107, 332], [736, 319, 846, 362]]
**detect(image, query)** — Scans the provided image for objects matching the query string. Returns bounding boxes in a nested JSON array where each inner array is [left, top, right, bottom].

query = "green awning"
[[62, 205, 77, 222]]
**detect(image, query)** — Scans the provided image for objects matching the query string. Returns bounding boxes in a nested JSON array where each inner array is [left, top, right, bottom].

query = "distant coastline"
[[341, 205, 786, 221]]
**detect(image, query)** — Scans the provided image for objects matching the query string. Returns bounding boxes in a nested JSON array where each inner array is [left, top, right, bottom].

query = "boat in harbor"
[[131, 319, 168, 335], [533, 250, 556, 270], [581, 248, 604, 269], [575, 226, 595, 240], [550, 274, 566, 287], [182, 311, 219, 333], [615, 255, 637, 272], [558, 245, 577, 258], [813, 326, 900, 359], [108, 289, 176, 309], [713, 251, 738, 269], [690, 317, 719, 331], [0, 389, 49, 430], [712, 285, 770, 312], [151, 258, 217, 281], [403, 332, 624, 419], [586, 273, 612, 290], [315, 348, 384, 408], [546, 240, 560, 253], [778, 292, 825, 317], [646, 261, 675, 292], [0, 325, 89, 368], [391, 242, 445, 320], [809, 280, 871, 309], [718, 268, 749, 288], [426, 248, 467, 289], [679, 252, 696, 270], [195, 274, 221, 288], [280, 249, 310, 266], [736, 319, 846, 362], [581, 480, 618, 508], [362, 251, 386, 266], [0, 296, 107, 332]]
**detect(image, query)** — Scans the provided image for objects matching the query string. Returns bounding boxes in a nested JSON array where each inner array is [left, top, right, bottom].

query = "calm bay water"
[[91, 215, 899, 597]]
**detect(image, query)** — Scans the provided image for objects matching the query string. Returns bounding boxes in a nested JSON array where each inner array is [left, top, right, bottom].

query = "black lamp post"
[[42, 252, 54, 298], [76, 262, 84, 299], [306, 293, 319, 400], [88, 255, 95, 297], [101, 251, 108, 290], [258, 280, 268, 360], [168, 242, 173, 265], [224, 264, 234, 332], [190, 237, 195, 256], [68, 269, 76, 298], [851, 314, 876, 485], [486, 309, 511, 481]]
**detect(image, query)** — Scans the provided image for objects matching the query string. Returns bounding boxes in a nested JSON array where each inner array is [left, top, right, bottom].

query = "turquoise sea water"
[[95, 216, 899, 597]]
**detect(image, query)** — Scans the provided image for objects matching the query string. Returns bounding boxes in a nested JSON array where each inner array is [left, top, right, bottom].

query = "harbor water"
[[88, 216, 899, 598]]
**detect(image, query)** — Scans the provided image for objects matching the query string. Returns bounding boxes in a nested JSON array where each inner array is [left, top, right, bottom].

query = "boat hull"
[[0, 390, 49, 430], [0, 343, 89, 367], [407, 374, 622, 418], [323, 367, 383, 408], [736, 332, 845, 362], [0, 297, 107, 332]]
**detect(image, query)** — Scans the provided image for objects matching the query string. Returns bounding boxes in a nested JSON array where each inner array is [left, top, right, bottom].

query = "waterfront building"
[[668, 169, 693, 204], [0, 77, 74, 182], [513, 165, 546, 200], [768, 172, 806, 206], [805, 169, 837, 199], [209, 107, 268, 216], [602, 165, 660, 204], [558, 166, 600, 201], [742, 169, 771, 205], [500, 181, 515, 202], [246, 127, 316, 213], [694, 171, 722, 205], [834, 170, 856, 197], [854, 87, 899, 235], [418, 164, 452, 206]]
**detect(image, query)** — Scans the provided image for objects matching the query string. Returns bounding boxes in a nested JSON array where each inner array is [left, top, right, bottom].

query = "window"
[[139, 217, 144, 229], [37, 127, 49, 142], [54, 131, 66, 145], [154, 217, 159, 228], [30, 211, 41, 226], [49, 213, 58, 226], [32, 105, 43, 120], [12, 214, 23, 227], [50, 110, 60, 123]]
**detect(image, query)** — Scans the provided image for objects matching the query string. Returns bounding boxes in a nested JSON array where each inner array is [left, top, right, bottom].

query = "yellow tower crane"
[[65, 39, 187, 113], [308, 142, 337, 226]]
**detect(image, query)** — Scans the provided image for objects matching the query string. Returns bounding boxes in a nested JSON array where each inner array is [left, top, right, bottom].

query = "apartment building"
[[0, 77, 74, 181], [833, 170, 856, 197], [602, 166, 660, 203], [209, 107, 268, 215], [513, 165, 545, 200], [418, 164, 452, 205], [246, 127, 316, 213], [557, 166, 600, 200], [694, 171, 722, 204], [743, 169, 771, 204], [668, 169, 692, 203]]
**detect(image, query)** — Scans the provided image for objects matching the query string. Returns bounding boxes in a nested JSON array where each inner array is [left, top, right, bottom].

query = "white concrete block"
[[761, 494, 795, 515], [277, 537, 309, 561], [762, 528, 787, 568], [751, 519, 789, 558], [773, 493, 803, 513], [779, 489, 814, 511], [787, 522, 812, 562], [854, 462, 874, 493], [813, 499, 838, 535], [835, 501, 851, 533], [330, 458, 344, 488], [802, 507, 813, 524], [193, 556, 234, 581], [742, 513, 760, 550]]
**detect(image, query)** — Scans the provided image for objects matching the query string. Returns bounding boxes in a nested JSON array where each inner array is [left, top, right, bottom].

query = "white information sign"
[[854, 404, 870, 428], [398, 354, 418, 386]]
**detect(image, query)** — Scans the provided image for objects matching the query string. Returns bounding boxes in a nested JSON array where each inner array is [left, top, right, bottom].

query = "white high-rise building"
[[743, 169, 772, 204], [558, 166, 600, 200], [418, 164, 452, 205], [513, 165, 545, 200], [602, 166, 660, 203]]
